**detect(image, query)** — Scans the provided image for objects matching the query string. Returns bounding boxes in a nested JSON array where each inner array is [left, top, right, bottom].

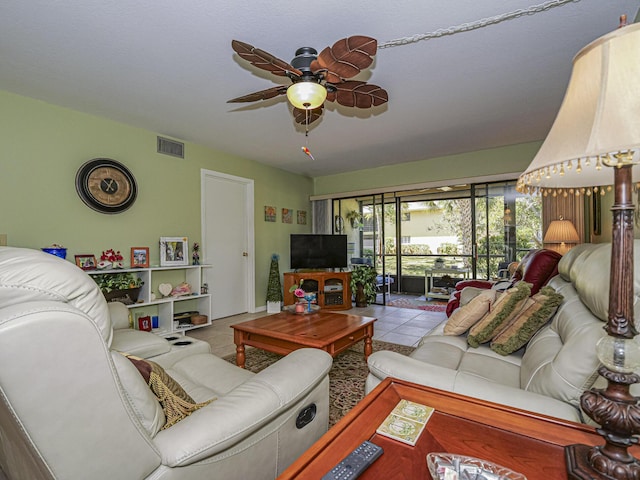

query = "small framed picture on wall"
[[265, 205, 276, 222], [159, 237, 189, 266], [282, 208, 293, 224], [131, 247, 149, 268]]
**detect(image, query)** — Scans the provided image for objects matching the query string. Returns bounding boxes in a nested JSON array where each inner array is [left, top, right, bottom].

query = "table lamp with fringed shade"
[[543, 217, 580, 254], [517, 17, 640, 480]]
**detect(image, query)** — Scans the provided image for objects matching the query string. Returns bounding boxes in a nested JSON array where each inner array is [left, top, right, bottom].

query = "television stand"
[[283, 271, 352, 310]]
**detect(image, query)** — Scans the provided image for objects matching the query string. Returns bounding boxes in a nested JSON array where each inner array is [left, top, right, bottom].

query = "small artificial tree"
[[266, 254, 283, 313]]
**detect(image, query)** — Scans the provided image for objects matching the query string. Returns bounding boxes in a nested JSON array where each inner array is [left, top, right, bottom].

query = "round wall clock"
[[75, 158, 137, 214]]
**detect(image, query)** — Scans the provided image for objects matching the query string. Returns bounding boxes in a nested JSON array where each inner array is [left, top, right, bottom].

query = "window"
[[328, 179, 541, 302]]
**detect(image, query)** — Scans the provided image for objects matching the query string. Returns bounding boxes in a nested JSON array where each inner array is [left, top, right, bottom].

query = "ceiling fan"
[[227, 36, 388, 126]]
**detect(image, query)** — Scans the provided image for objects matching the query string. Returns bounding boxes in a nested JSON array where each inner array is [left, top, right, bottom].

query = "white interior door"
[[201, 170, 255, 319]]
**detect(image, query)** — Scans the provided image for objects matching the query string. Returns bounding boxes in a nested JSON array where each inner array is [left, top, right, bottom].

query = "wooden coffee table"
[[279, 377, 640, 479], [230, 310, 376, 368]]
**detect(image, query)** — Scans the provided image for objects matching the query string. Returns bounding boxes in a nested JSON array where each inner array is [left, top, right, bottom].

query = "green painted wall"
[[2, 88, 615, 315], [312, 142, 543, 196], [0, 90, 312, 309]]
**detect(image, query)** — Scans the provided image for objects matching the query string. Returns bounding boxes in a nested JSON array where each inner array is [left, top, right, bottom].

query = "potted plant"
[[266, 254, 283, 313], [350, 265, 378, 307], [92, 272, 143, 304], [345, 209, 362, 229]]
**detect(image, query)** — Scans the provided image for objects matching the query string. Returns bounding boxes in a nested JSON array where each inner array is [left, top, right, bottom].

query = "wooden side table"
[[279, 378, 637, 479]]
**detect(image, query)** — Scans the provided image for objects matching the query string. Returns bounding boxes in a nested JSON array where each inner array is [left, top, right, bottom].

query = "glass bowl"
[[426, 453, 527, 479]]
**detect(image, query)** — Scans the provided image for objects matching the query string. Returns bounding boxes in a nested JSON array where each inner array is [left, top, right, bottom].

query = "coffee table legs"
[[364, 324, 373, 359], [233, 330, 246, 368]]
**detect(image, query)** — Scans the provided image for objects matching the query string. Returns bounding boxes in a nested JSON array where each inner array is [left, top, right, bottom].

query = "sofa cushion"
[[520, 278, 604, 409], [413, 327, 522, 386], [444, 289, 496, 335], [490, 286, 564, 356], [467, 282, 531, 347]]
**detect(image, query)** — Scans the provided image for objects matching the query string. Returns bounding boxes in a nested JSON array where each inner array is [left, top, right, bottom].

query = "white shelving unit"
[[89, 264, 212, 336]]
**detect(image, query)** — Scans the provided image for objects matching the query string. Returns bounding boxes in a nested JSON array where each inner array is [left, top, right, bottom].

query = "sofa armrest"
[[153, 348, 332, 466], [367, 351, 459, 391]]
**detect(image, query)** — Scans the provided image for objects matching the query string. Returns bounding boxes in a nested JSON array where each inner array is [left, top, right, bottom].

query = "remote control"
[[321, 440, 383, 480]]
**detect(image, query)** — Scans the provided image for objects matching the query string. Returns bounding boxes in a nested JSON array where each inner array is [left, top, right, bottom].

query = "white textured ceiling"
[[1, 1, 638, 177]]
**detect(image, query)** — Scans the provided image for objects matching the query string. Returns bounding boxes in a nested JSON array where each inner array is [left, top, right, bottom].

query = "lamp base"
[[566, 444, 640, 480]]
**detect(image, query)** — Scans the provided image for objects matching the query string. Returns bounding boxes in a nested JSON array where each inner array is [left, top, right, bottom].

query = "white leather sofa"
[[0, 247, 332, 480], [366, 242, 640, 424]]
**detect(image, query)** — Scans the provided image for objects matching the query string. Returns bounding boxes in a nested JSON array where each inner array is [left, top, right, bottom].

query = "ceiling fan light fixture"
[[286, 81, 327, 110]]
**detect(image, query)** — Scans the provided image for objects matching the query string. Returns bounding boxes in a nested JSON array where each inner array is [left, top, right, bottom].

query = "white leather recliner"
[[0, 247, 332, 480]]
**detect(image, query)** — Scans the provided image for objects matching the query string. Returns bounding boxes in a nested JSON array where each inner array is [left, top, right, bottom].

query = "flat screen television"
[[290, 234, 348, 270]]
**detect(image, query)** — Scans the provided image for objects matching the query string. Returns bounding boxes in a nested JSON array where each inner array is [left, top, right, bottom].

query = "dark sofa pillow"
[[518, 249, 562, 295]]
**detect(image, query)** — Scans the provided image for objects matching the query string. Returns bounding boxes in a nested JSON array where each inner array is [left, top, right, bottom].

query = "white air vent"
[[157, 136, 184, 158]]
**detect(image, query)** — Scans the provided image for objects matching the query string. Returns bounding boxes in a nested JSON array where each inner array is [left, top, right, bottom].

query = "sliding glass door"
[[474, 182, 542, 279], [332, 180, 541, 304]]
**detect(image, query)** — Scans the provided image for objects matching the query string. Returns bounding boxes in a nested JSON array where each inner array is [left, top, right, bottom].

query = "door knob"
[[243, 252, 248, 257]]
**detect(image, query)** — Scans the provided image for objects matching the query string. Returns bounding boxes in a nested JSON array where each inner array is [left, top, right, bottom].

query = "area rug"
[[418, 304, 447, 312], [224, 340, 414, 426], [387, 297, 447, 312]]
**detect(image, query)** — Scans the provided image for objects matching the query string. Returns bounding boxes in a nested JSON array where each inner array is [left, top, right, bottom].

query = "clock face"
[[76, 158, 137, 214]]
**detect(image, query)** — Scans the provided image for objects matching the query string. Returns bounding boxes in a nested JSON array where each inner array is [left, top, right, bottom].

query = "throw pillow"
[[490, 286, 564, 356], [467, 282, 532, 347], [444, 289, 497, 335], [125, 354, 215, 429]]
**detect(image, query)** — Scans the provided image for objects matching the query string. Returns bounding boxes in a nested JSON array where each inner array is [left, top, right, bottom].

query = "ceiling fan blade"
[[293, 106, 323, 125], [227, 85, 288, 103], [311, 36, 377, 84], [232, 40, 302, 77], [329, 81, 388, 108]]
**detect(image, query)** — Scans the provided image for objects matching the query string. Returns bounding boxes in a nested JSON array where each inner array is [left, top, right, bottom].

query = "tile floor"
[[188, 302, 447, 358]]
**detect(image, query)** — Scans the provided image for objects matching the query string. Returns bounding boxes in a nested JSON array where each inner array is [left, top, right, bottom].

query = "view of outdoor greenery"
[[336, 181, 542, 294]]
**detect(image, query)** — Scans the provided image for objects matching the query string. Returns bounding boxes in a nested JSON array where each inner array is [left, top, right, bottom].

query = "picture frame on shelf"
[[137, 315, 152, 332], [75, 254, 97, 270], [131, 247, 149, 268], [159, 237, 189, 266]]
